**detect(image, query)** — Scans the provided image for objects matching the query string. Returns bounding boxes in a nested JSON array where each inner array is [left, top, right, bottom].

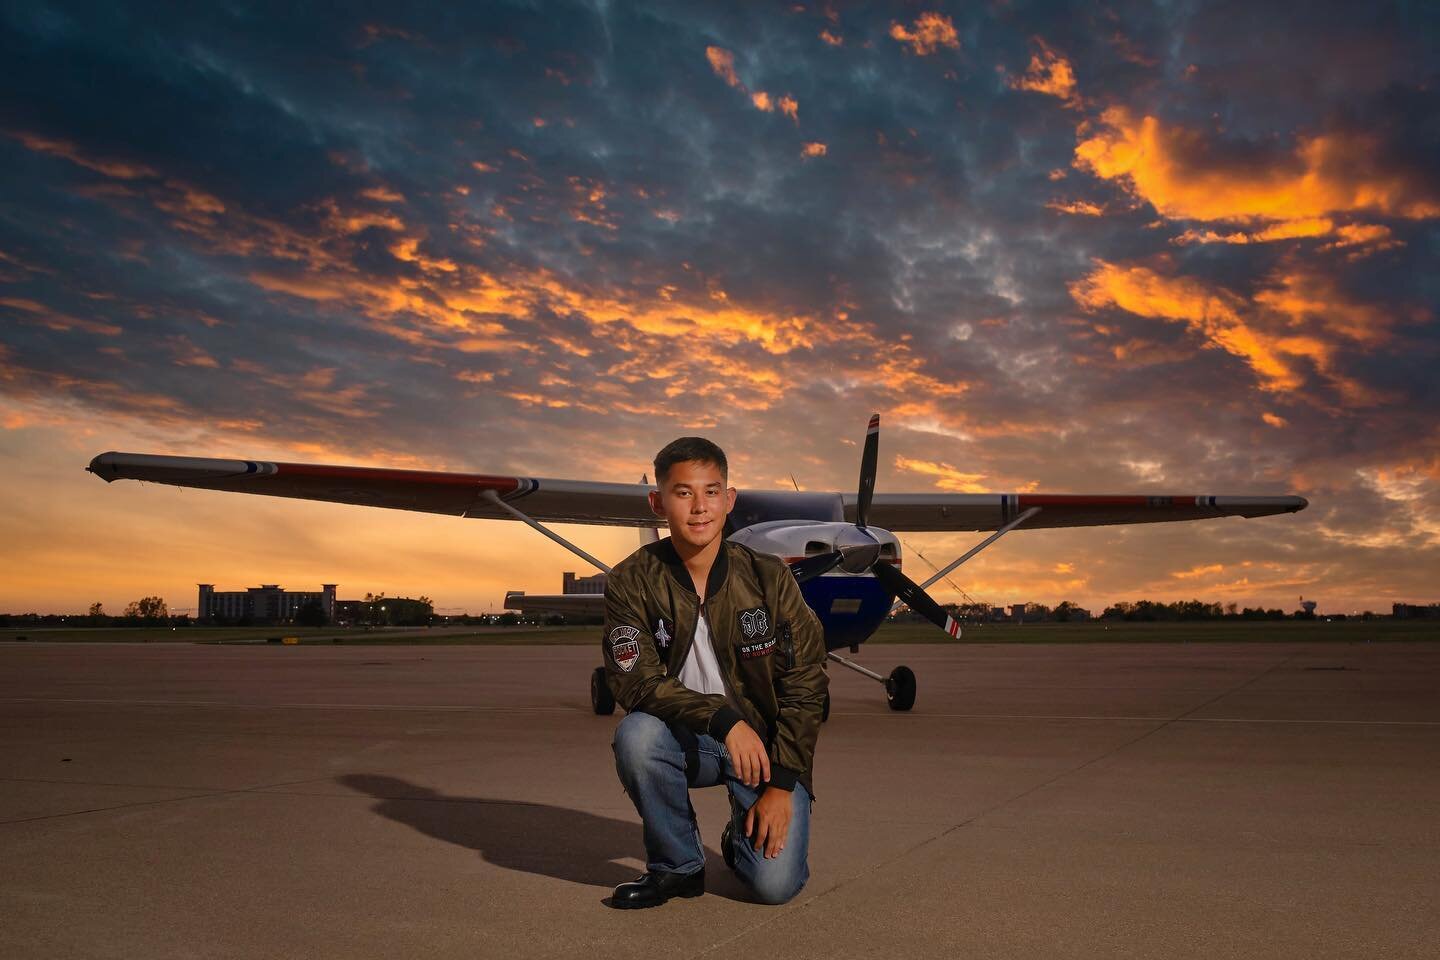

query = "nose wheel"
[[826, 651, 917, 711], [591, 666, 616, 715], [885, 665, 916, 711]]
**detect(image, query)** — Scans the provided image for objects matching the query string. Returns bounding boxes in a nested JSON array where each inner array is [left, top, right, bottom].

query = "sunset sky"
[[2, 2, 1437, 617]]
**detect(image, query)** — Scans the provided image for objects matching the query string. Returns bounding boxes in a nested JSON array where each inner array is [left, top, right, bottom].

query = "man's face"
[[648, 459, 736, 552]]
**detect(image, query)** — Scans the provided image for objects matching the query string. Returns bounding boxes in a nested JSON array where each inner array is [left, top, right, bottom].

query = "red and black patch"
[[609, 625, 641, 673], [738, 636, 776, 660]]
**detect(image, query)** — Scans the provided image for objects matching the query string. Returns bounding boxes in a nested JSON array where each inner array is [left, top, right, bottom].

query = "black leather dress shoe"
[[609, 867, 705, 909]]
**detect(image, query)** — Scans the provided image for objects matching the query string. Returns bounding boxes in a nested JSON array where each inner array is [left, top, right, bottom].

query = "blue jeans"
[[611, 710, 811, 905]]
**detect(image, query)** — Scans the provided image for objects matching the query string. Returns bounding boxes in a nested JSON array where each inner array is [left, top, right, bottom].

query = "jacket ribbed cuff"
[[767, 763, 800, 792], [707, 704, 745, 741]]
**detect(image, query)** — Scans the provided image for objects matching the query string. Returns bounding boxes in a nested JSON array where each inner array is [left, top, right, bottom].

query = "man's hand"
[[724, 721, 770, 788], [744, 786, 792, 859]]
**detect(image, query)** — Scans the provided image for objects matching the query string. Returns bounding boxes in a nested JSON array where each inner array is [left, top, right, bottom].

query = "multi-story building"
[[562, 571, 608, 595], [198, 584, 337, 624]]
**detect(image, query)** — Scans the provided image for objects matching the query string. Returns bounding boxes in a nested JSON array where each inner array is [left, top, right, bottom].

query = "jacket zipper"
[[700, 594, 746, 716]]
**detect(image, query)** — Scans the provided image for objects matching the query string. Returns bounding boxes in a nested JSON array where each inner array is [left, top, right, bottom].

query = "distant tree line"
[[0, 598, 190, 628], [1095, 600, 1373, 621]]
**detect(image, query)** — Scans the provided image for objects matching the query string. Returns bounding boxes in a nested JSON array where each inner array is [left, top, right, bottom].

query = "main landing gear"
[[591, 666, 616, 715], [826, 651, 916, 712]]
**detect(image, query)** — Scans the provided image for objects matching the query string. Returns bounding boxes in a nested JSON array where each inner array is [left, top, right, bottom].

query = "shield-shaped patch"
[[609, 625, 641, 673]]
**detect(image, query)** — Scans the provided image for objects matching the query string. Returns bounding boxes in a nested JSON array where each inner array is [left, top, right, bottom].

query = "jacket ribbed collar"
[[645, 535, 730, 599]]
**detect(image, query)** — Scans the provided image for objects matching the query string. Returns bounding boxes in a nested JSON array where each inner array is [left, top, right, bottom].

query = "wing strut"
[[889, 506, 1042, 615], [480, 489, 613, 574]]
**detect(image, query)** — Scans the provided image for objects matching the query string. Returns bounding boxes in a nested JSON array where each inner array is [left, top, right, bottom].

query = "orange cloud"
[[893, 455, 987, 493], [10, 131, 157, 180], [1318, 223, 1402, 258], [1046, 199, 1104, 216], [1075, 107, 1440, 227], [1008, 39, 1079, 106], [0, 296, 123, 337], [777, 95, 799, 121], [705, 46, 741, 88], [801, 142, 827, 158], [1171, 563, 1224, 579], [819, 29, 843, 47], [360, 186, 405, 203], [164, 334, 220, 369], [751, 91, 773, 112], [1172, 217, 1336, 245], [1261, 412, 1288, 428], [1071, 260, 1419, 404], [890, 13, 959, 56]]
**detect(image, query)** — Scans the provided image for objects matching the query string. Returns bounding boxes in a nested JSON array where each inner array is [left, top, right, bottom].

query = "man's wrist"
[[766, 763, 801, 792], [708, 704, 745, 741]]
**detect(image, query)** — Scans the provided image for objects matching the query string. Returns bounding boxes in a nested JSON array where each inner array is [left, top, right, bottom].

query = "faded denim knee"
[[611, 710, 670, 781]]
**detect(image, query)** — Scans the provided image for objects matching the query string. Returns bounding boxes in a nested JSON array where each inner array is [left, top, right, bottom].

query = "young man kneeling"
[[602, 436, 828, 908]]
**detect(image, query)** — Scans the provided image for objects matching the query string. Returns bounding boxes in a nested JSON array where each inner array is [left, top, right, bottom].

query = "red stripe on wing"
[[275, 462, 522, 494]]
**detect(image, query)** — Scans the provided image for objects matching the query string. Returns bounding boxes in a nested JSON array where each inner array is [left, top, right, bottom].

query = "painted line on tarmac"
[[0, 697, 575, 712], [840, 711, 1440, 726], [5, 697, 1439, 726]]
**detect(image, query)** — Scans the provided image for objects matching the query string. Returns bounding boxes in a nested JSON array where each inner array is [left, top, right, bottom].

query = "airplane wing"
[[848, 493, 1308, 531], [87, 452, 664, 527], [503, 591, 606, 617], [88, 452, 1307, 532]]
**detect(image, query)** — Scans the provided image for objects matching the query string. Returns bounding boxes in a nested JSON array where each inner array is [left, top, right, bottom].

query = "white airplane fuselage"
[[728, 520, 902, 651]]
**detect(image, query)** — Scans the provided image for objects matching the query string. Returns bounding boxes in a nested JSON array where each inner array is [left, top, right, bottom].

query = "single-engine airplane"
[[88, 414, 1307, 716]]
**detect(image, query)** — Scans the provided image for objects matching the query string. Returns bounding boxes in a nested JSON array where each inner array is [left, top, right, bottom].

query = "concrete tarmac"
[[2, 641, 1438, 959]]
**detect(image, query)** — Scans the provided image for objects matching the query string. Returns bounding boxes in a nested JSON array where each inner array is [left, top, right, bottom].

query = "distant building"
[[1393, 603, 1440, 620], [563, 571, 608, 595], [198, 584, 336, 624]]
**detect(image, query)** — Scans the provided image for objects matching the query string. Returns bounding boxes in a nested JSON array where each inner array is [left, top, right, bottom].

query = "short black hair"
[[654, 436, 728, 487]]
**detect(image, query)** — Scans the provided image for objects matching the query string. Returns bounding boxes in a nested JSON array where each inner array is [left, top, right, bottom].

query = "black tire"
[[821, 692, 831, 723], [591, 666, 616, 715], [885, 665, 916, 712]]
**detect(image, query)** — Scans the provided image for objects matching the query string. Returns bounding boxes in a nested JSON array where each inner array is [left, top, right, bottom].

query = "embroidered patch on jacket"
[[654, 617, 674, 651], [609, 625, 641, 673], [738, 637, 776, 659], [737, 606, 770, 639]]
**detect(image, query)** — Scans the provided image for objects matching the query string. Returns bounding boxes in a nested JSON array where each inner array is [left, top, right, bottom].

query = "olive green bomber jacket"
[[601, 536, 828, 798]]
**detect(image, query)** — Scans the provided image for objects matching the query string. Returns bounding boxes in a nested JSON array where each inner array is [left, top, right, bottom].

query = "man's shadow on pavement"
[[339, 774, 752, 902]]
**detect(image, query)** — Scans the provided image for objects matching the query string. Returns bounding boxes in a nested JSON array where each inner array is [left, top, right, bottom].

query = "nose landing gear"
[[826, 651, 917, 711]]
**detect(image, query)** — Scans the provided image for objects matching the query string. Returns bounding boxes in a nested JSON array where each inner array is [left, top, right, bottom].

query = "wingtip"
[[87, 452, 118, 481]]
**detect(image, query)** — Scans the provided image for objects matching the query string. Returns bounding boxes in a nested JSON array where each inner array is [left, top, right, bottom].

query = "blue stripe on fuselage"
[[799, 573, 892, 651]]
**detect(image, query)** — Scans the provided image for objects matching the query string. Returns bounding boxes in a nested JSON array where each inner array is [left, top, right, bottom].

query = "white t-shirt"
[[676, 606, 726, 696]]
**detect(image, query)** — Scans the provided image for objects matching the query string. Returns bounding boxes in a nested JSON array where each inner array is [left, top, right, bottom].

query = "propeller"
[[789, 550, 844, 584], [785, 413, 962, 638], [856, 412, 879, 529], [872, 559, 962, 637]]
